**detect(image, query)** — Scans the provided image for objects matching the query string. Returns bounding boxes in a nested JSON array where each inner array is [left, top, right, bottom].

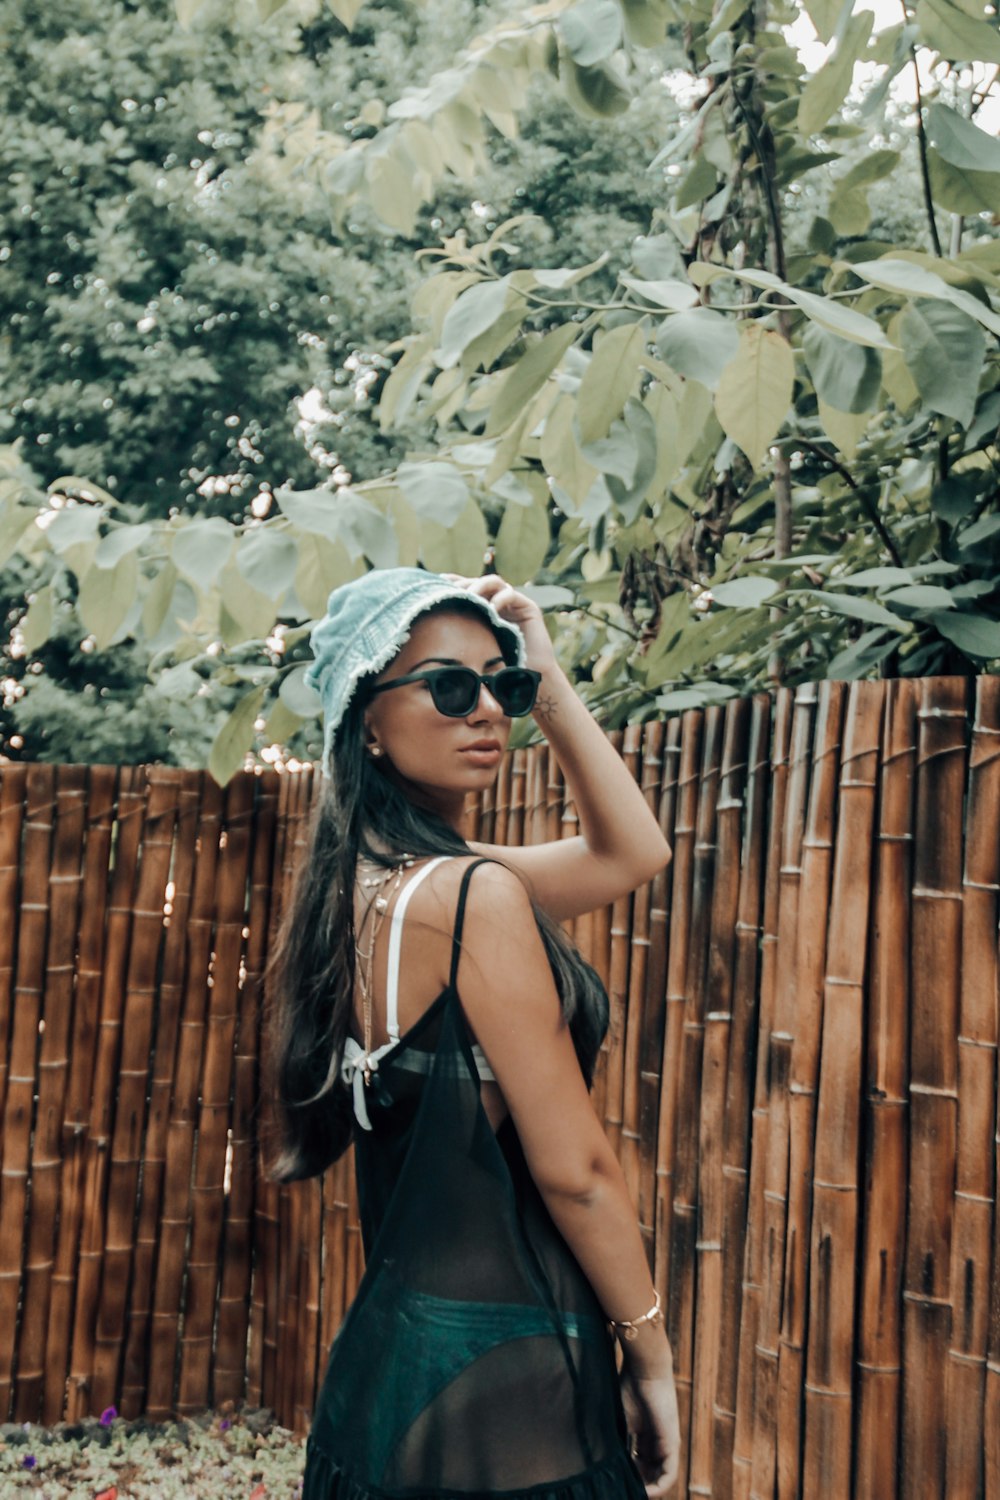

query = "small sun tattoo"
[[534, 693, 558, 722]]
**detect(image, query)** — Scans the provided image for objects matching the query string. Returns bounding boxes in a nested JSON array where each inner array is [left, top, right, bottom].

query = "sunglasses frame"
[[369, 665, 542, 718]]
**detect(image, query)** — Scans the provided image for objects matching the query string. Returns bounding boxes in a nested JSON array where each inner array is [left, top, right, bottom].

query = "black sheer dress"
[[303, 858, 647, 1500]]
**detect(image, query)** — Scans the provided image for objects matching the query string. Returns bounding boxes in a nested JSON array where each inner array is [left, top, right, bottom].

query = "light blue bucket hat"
[[305, 567, 527, 767]]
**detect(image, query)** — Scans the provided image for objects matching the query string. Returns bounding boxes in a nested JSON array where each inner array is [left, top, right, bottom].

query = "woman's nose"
[[470, 683, 505, 720]]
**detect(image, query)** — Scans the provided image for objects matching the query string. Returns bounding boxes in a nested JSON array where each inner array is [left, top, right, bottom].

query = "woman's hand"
[[619, 1364, 681, 1497], [440, 573, 559, 676]]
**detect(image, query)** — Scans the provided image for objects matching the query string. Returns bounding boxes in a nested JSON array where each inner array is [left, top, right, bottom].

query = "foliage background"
[[1, 0, 997, 778]]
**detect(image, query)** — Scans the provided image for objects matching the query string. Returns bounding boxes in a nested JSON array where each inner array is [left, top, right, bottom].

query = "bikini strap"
[[449, 858, 495, 992], [385, 856, 449, 1041]]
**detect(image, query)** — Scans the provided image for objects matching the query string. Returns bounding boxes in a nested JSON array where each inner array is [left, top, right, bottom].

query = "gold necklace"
[[355, 855, 415, 1083]]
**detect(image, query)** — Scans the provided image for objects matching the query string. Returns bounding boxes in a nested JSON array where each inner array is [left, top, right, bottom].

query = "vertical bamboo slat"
[[902, 678, 968, 1499], [855, 679, 916, 1500], [803, 681, 883, 1493], [642, 720, 679, 1270], [0, 764, 27, 1126], [689, 699, 749, 1499], [618, 725, 644, 1199], [120, 769, 201, 1417], [16, 766, 87, 1421], [949, 676, 999, 1498], [777, 681, 845, 1500], [713, 695, 770, 1497], [44, 765, 117, 1423], [733, 688, 792, 1500], [66, 766, 146, 1422], [145, 777, 223, 1417], [0, 765, 55, 1420]]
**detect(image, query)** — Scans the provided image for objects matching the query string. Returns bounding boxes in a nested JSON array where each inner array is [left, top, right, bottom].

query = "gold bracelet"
[[610, 1289, 663, 1341]]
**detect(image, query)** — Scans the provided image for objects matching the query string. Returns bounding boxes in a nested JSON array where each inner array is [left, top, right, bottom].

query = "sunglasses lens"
[[493, 669, 538, 716], [429, 668, 479, 716]]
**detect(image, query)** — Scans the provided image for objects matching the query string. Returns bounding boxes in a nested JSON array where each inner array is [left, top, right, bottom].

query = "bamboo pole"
[[802, 681, 883, 1493], [215, 770, 280, 1408], [119, 769, 201, 1417], [689, 698, 749, 1499], [66, 766, 146, 1422], [16, 765, 87, 1421], [91, 768, 178, 1416], [855, 677, 917, 1500], [507, 746, 526, 847], [176, 772, 255, 1413], [145, 775, 223, 1417], [636, 721, 668, 1260], [600, 731, 632, 1160], [0, 764, 27, 1127], [670, 705, 723, 1492], [732, 688, 791, 1500], [901, 677, 968, 1499], [749, 681, 817, 1500], [295, 1177, 323, 1436], [0, 765, 55, 1421], [776, 680, 845, 1500], [44, 764, 117, 1423], [654, 706, 702, 1377], [713, 694, 770, 1497], [948, 675, 999, 1497], [618, 725, 644, 1197]]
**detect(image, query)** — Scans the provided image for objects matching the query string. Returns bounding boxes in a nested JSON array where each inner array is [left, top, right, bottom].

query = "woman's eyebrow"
[[409, 655, 506, 669]]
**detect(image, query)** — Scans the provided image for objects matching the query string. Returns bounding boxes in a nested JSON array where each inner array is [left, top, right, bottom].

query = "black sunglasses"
[[369, 665, 542, 718]]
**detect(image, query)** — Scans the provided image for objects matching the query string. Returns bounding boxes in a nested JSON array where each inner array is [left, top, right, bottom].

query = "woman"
[[268, 566, 680, 1499]]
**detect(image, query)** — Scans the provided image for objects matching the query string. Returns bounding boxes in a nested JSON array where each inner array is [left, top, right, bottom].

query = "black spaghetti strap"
[[448, 857, 493, 990]]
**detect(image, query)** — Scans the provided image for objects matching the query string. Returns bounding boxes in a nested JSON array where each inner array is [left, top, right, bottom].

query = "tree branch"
[[910, 47, 943, 257], [789, 437, 905, 566]]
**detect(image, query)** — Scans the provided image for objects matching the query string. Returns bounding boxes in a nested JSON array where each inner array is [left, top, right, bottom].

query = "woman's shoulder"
[[417, 852, 533, 924]]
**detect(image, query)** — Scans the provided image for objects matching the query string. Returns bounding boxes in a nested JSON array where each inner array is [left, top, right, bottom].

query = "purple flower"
[[220, 1418, 232, 1432], [99, 1406, 117, 1427], [22, 1454, 37, 1470]]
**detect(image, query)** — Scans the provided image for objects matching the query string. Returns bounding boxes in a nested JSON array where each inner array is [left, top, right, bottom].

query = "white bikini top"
[[343, 857, 495, 1130]]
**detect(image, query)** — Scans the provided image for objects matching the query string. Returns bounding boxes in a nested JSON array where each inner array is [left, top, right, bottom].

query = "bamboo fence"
[[0, 675, 997, 1498]]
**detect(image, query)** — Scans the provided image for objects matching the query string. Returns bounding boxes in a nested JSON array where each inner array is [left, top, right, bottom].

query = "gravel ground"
[[0, 1407, 306, 1499]]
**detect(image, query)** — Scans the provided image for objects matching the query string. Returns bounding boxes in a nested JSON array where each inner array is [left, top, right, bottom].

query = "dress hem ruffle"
[[302, 1439, 647, 1500]]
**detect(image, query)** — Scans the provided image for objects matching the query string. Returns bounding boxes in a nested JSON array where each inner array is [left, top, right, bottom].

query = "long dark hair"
[[265, 607, 607, 1181]]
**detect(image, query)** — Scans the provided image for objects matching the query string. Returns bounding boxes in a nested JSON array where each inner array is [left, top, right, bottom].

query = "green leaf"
[[20, 586, 53, 655], [834, 566, 914, 589], [171, 517, 235, 591], [656, 308, 739, 390], [561, 54, 631, 118], [44, 504, 104, 555], [276, 487, 346, 541], [338, 489, 399, 568], [802, 324, 882, 413], [826, 628, 897, 679], [220, 561, 276, 641], [798, 10, 874, 135], [915, 0, 1000, 62], [236, 528, 298, 600], [927, 148, 1000, 215], [367, 151, 420, 236], [439, 280, 511, 368], [279, 663, 322, 717], [141, 562, 179, 641], [809, 590, 909, 630], [0, 504, 41, 568], [899, 299, 985, 428], [620, 276, 700, 311], [931, 477, 980, 525], [687, 262, 893, 347], [620, 0, 669, 46], [541, 396, 598, 505], [328, 0, 365, 30], [558, 0, 622, 66], [420, 498, 489, 575], [209, 684, 267, 787], [959, 511, 1000, 549], [852, 257, 1000, 338], [294, 534, 361, 617], [77, 551, 139, 649], [486, 323, 578, 438], [926, 102, 1000, 172], [711, 576, 781, 607], [829, 149, 901, 235], [577, 322, 645, 444], [714, 324, 794, 467], [803, 0, 848, 44], [397, 461, 470, 526], [929, 609, 1000, 659], [883, 584, 956, 611], [494, 500, 550, 584], [94, 522, 152, 568]]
